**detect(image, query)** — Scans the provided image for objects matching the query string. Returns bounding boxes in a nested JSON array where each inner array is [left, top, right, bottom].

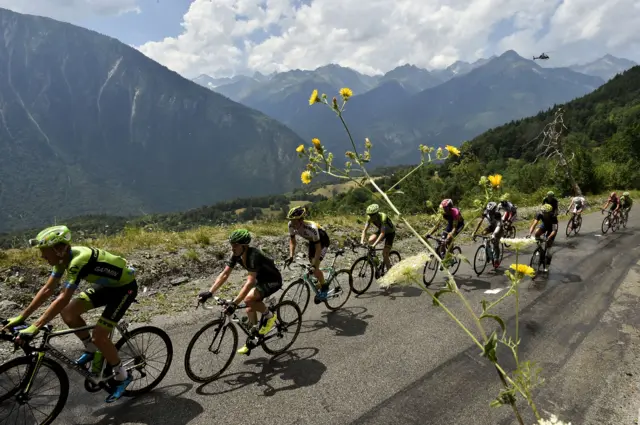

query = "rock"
[[170, 276, 189, 286], [0, 300, 20, 316]]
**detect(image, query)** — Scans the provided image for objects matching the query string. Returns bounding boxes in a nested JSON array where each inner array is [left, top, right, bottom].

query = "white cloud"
[[0, 0, 140, 23]]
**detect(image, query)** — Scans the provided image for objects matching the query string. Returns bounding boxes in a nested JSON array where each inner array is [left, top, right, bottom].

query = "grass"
[[0, 190, 635, 271]]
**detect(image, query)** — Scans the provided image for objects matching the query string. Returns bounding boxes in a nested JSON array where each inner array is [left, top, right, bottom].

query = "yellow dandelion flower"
[[509, 263, 535, 278], [364, 138, 372, 149], [488, 174, 503, 188], [309, 89, 321, 105], [339, 87, 353, 100], [445, 145, 461, 157], [296, 144, 305, 153], [301, 170, 312, 184], [311, 138, 321, 149]]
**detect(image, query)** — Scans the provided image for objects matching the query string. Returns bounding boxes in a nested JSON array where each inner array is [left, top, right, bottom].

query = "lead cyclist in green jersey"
[[361, 204, 396, 273], [1, 225, 137, 403], [621, 191, 633, 214]]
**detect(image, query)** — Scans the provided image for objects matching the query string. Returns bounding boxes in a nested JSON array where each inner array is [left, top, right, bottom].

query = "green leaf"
[[481, 331, 499, 362], [480, 312, 506, 337], [432, 288, 453, 306]]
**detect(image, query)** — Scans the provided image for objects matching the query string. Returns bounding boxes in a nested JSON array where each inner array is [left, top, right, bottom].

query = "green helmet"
[[541, 204, 553, 213], [623, 191, 630, 197], [546, 191, 554, 197], [366, 204, 380, 215], [286, 205, 307, 220], [29, 225, 71, 248], [228, 229, 251, 245]]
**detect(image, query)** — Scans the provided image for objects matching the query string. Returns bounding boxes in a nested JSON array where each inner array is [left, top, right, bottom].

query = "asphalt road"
[[26, 211, 640, 424]]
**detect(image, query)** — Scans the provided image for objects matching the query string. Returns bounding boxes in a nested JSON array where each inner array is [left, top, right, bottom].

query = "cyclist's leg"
[[382, 233, 395, 270], [491, 224, 503, 264], [60, 294, 97, 356], [308, 242, 325, 288], [252, 281, 282, 333]]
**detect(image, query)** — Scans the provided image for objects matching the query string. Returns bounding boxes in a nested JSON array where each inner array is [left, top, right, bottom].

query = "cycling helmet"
[[29, 225, 71, 248], [611, 191, 617, 197], [440, 199, 453, 209], [546, 191, 554, 197], [486, 201, 498, 212], [541, 204, 553, 213], [286, 205, 307, 220], [228, 229, 251, 245], [366, 204, 380, 215], [623, 191, 630, 197]]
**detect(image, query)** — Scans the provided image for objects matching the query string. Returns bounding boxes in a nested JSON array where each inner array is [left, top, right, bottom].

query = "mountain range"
[[196, 51, 626, 165], [0, 7, 305, 233]]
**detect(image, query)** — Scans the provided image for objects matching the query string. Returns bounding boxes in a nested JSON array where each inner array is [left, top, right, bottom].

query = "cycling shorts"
[[77, 281, 138, 329], [374, 231, 395, 248], [445, 219, 465, 235], [308, 229, 330, 261], [255, 279, 283, 299]]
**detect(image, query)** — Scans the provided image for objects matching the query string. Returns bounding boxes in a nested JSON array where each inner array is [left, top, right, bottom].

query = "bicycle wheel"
[[473, 245, 487, 276], [261, 300, 302, 355], [389, 251, 401, 267], [279, 279, 310, 316], [601, 215, 611, 234], [184, 320, 238, 383], [503, 225, 516, 246], [621, 212, 628, 228], [349, 257, 374, 295], [575, 216, 582, 233], [565, 219, 573, 237], [0, 356, 69, 425], [324, 269, 352, 311], [422, 254, 439, 286], [611, 216, 619, 232], [529, 247, 543, 274], [447, 246, 462, 275], [115, 326, 173, 396]]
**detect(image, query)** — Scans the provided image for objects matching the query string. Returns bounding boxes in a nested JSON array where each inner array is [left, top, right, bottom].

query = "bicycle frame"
[[5, 320, 139, 397], [295, 253, 341, 294]]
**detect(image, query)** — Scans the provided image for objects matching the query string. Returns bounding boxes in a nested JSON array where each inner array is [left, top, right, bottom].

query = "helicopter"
[[533, 52, 550, 60]]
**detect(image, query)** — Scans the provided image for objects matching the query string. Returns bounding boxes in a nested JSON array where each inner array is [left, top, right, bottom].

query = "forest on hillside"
[[311, 66, 640, 216]]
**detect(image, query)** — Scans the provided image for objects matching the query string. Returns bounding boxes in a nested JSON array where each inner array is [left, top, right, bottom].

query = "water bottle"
[[91, 351, 103, 375]]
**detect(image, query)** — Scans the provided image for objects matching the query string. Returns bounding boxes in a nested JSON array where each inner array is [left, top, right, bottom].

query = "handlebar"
[[196, 296, 247, 311]]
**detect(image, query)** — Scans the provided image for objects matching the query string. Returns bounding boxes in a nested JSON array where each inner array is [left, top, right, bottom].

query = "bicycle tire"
[[422, 254, 439, 286], [448, 246, 463, 275], [503, 225, 516, 246], [115, 326, 173, 396], [611, 216, 620, 232], [530, 247, 543, 274], [575, 215, 582, 233], [184, 320, 238, 383], [621, 212, 628, 228], [473, 245, 488, 276], [261, 300, 302, 355], [565, 219, 573, 237], [349, 257, 374, 295], [389, 251, 402, 267], [279, 278, 310, 316], [324, 269, 352, 311], [0, 356, 69, 425], [601, 215, 610, 234]]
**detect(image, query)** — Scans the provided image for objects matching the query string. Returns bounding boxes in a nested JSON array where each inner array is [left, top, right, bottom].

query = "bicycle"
[[280, 248, 352, 315], [422, 234, 463, 286], [472, 234, 505, 276], [601, 209, 619, 234], [501, 219, 517, 247], [620, 208, 630, 229], [565, 209, 583, 237], [348, 242, 401, 295], [0, 312, 173, 425], [529, 234, 551, 275], [184, 296, 302, 383]]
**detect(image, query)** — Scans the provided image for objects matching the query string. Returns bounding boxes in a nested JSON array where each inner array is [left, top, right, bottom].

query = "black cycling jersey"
[[226, 247, 282, 283]]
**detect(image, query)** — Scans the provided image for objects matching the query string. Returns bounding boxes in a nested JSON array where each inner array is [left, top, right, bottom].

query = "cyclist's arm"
[[33, 284, 75, 328], [528, 219, 539, 236], [372, 230, 385, 247], [448, 219, 459, 237], [19, 274, 61, 320], [208, 265, 232, 293], [232, 272, 257, 305], [360, 222, 370, 244], [311, 241, 322, 266], [288, 235, 297, 258]]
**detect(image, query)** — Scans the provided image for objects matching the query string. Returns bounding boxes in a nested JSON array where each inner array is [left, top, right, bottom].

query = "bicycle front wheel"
[[565, 219, 573, 237], [116, 325, 174, 396], [601, 215, 611, 234], [184, 320, 238, 383], [350, 257, 374, 295], [530, 247, 543, 274], [473, 245, 488, 276], [279, 278, 310, 316], [0, 356, 69, 425], [422, 254, 439, 286], [324, 269, 352, 311], [447, 246, 463, 275]]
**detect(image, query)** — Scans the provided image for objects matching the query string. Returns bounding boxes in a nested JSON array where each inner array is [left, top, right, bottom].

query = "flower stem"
[[387, 162, 424, 192]]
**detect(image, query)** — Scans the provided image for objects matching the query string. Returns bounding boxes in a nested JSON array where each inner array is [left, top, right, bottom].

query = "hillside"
[[0, 8, 306, 233]]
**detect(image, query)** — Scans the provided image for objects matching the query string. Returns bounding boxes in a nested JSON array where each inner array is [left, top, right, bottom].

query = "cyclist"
[[620, 192, 633, 218], [601, 191, 620, 218], [361, 204, 396, 274], [567, 195, 586, 217], [542, 191, 559, 231], [471, 201, 503, 268], [198, 229, 281, 355], [285, 206, 331, 302], [528, 204, 557, 272], [499, 199, 518, 226], [1, 225, 136, 403], [427, 199, 465, 251]]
